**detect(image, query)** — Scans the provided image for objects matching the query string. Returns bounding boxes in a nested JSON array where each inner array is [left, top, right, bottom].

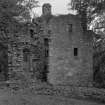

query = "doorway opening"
[[0, 43, 8, 81], [43, 38, 49, 82]]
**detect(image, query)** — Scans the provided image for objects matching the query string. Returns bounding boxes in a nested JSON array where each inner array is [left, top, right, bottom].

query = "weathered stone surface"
[[0, 3, 93, 87], [47, 15, 93, 86]]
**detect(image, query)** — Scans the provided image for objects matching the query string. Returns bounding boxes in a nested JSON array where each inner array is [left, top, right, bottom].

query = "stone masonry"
[[0, 3, 93, 87]]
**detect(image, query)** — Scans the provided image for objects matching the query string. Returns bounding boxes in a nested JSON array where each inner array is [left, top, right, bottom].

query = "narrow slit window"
[[68, 24, 72, 32], [74, 48, 78, 56], [44, 38, 49, 57], [30, 29, 34, 38], [45, 49, 49, 57]]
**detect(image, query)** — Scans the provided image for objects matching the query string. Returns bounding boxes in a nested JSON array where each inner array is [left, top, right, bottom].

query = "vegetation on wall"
[[69, 0, 105, 87], [0, 0, 39, 41], [0, 0, 39, 80]]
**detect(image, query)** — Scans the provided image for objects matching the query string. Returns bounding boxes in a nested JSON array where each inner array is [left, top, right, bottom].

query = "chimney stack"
[[42, 3, 52, 16]]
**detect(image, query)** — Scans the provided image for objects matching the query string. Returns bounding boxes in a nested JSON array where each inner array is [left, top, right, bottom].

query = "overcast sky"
[[34, 0, 75, 16]]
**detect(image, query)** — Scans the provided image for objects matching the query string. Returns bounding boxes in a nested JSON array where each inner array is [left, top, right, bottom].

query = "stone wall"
[[47, 14, 93, 86], [0, 10, 93, 87], [7, 23, 45, 81]]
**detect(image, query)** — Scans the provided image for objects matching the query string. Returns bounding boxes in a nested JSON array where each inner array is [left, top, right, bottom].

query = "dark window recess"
[[23, 48, 30, 62], [42, 64, 48, 82], [45, 49, 49, 57], [32, 58, 40, 62], [68, 24, 72, 32], [44, 38, 49, 46], [74, 48, 78, 56], [30, 29, 34, 38]]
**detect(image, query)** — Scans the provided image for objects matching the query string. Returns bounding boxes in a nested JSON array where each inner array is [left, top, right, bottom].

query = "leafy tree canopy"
[[68, 0, 105, 33], [0, 0, 39, 41], [69, 0, 105, 13], [69, 0, 105, 87]]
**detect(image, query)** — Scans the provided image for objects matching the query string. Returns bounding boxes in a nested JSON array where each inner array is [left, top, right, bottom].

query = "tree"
[[68, 0, 105, 32], [69, 0, 105, 87], [0, 0, 22, 40], [18, 0, 39, 21], [90, 12, 105, 36]]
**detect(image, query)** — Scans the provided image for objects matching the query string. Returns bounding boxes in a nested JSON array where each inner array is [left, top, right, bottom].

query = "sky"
[[34, 0, 75, 16]]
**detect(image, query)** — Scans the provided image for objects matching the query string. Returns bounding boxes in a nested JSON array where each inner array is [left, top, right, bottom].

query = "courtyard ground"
[[0, 84, 104, 105]]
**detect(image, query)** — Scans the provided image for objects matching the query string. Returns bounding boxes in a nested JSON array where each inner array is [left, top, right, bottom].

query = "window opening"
[[45, 49, 49, 57], [44, 38, 49, 46], [44, 38, 49, 57], [74, 48, 78, 56], [30, 29, 34, 38], [68, 24, 72, 32]]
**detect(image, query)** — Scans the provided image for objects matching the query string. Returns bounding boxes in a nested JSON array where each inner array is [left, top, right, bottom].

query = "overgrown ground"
[[0, 81, 105, 105], [0, 88, 104, 105]]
